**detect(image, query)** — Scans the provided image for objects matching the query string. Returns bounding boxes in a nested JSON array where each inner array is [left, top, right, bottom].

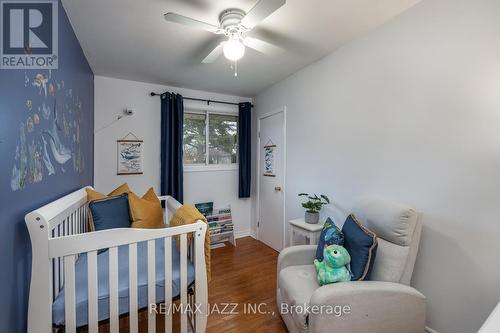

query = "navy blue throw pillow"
[[88, 194, 131, 232], [315, 218, 344, 262], [342, 214, 378, 281]]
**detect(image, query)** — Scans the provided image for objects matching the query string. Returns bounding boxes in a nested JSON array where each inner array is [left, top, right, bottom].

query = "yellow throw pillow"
[[129, 188, 164, 229], [109, 183, 130, 197], [142, 187, 161, 204], [86, 183, 130, 202], [86, 188, 107, 202]]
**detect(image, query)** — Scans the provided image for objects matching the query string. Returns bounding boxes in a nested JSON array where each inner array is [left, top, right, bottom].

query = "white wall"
[[253, 0, 500, 332], [94, 76, 253, 236]]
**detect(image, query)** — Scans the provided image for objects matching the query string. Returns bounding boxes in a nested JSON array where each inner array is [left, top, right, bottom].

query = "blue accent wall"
[[0, 1, 94, 331]]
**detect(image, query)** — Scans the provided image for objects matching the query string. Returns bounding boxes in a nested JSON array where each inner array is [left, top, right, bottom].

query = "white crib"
[[25, 186, 208, 333]]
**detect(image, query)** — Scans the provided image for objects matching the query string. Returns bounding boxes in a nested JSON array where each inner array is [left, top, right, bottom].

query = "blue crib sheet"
[[52, 238, 195, 327]]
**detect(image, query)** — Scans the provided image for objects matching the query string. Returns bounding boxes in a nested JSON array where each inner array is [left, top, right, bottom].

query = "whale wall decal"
[[41, 136, 56, 175], [41, 99, 72, 164], [42, 131, 72, 164]]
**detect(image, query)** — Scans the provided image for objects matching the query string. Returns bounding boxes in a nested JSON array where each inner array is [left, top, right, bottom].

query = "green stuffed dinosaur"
[[314, 244, 352, 286]]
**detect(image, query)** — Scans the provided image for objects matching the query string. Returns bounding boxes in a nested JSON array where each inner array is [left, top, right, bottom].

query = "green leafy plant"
[[298, 193, 330, 213]]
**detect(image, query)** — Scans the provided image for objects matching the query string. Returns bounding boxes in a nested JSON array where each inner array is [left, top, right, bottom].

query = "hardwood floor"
[[206, 237, 287, 333], [79, 237, 287, 333]]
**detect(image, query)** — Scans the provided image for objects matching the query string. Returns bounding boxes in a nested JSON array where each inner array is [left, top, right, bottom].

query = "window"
[[183, 113, 206, 164], [183, 111, 238, 169]]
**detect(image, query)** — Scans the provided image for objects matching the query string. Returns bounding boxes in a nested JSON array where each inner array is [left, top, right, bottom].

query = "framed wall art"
[[117, 133, 143, 175], [263, 142, 276, 177]]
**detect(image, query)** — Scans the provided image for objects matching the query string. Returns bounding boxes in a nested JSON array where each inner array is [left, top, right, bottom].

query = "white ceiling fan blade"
[[164, 12, 220, 34], [241, 0, 286, 29], [202, 42, 224, 63], [244, 37, 283, 56]]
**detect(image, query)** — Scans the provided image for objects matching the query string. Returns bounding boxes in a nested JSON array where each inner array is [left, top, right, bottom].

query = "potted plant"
[[298, 193, 330, 224]]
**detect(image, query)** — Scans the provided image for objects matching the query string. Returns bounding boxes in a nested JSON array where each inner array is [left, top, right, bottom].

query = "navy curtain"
[[238, 102, 252, 198], [160, 93, 184, 202]]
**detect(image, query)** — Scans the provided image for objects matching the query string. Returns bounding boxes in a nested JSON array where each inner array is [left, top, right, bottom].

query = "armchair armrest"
[[158, 195, 182, 226], [278, 245, 317, 273], [308, 281, 426, 333]]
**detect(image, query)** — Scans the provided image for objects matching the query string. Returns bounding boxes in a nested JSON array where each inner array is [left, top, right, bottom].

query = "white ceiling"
[[62, 0, 420, 97]]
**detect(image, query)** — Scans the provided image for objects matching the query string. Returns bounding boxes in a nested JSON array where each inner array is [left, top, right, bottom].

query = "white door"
[[258, 109, 285, 252]]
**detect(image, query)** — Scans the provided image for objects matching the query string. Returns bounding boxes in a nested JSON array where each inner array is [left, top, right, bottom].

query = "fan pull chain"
[[230, 61, 238, 77]]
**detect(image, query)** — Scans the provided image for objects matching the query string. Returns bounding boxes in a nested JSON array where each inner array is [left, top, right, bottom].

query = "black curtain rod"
[[150, 92, 253, 108]]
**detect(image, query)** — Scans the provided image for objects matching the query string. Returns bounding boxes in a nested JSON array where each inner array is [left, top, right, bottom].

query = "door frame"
[[256, 106, 287, 251]]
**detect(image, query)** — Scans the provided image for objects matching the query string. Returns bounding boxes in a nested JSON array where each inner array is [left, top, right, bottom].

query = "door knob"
[[275, 186, 282, 192]]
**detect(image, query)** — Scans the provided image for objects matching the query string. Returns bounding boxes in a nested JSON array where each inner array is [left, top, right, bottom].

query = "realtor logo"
[[1, 0, 58, 69]]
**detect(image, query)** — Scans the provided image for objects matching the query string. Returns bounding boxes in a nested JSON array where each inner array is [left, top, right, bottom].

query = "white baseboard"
[[426, 326, 439, 333], [234, 230, 251, 239]]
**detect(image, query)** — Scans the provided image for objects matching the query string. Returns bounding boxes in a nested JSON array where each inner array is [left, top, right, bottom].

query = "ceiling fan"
[[164, 0, 286, 72]]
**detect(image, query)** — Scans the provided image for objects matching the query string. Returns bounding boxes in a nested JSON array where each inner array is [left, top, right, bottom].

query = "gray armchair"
[[277, 198, 426, 333]]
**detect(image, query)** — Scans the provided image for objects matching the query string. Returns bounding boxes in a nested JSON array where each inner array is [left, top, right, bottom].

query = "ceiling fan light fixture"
[[223, 38, 245, 61], [164, 0, 287, 66]]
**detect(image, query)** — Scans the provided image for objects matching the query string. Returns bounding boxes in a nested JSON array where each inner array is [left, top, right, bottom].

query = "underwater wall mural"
[[0, 1, 94, 332], [10, 70, 88, 191]]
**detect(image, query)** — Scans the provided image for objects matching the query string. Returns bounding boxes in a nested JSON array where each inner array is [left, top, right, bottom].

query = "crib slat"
[[83, 206, 87, 232], [82, 206, 86, 232], [64, 255, 76, 333], [57, 225, 62, 296], [80, 207, 83, 233], [194, 224, 208, 332], [164, 237, 172, 333], [75, 208, 79, 234], [129, 243, 138, 333], [147, 240, 156, 333], [49, 255, 54, 312], [87, 251, 98, 333], [60, 257, 64, 289], [76, 211, 79, 233], [180, 234, 187, 333], [51, 230, 55, 299], [109, 246, 119, 333], [74, 211, 77, 234], [79, 209, 82, 233], [70, 213, 74, 235], [84, 206, 87, 232], [54, 257, 59, 298]]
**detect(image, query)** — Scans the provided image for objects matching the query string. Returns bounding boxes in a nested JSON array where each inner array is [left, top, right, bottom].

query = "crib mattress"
[[52, 238, 195, 327]]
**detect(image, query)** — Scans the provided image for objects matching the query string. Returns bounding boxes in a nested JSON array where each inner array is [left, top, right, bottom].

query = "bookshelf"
[[206, 207, 236, 249]]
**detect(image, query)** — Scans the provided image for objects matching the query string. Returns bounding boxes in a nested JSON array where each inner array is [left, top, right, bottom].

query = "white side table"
[[289, 218, 324, 246]]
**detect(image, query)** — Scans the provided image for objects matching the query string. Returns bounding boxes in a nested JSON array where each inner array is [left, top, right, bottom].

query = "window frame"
[[183, 109, 239, 172]]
